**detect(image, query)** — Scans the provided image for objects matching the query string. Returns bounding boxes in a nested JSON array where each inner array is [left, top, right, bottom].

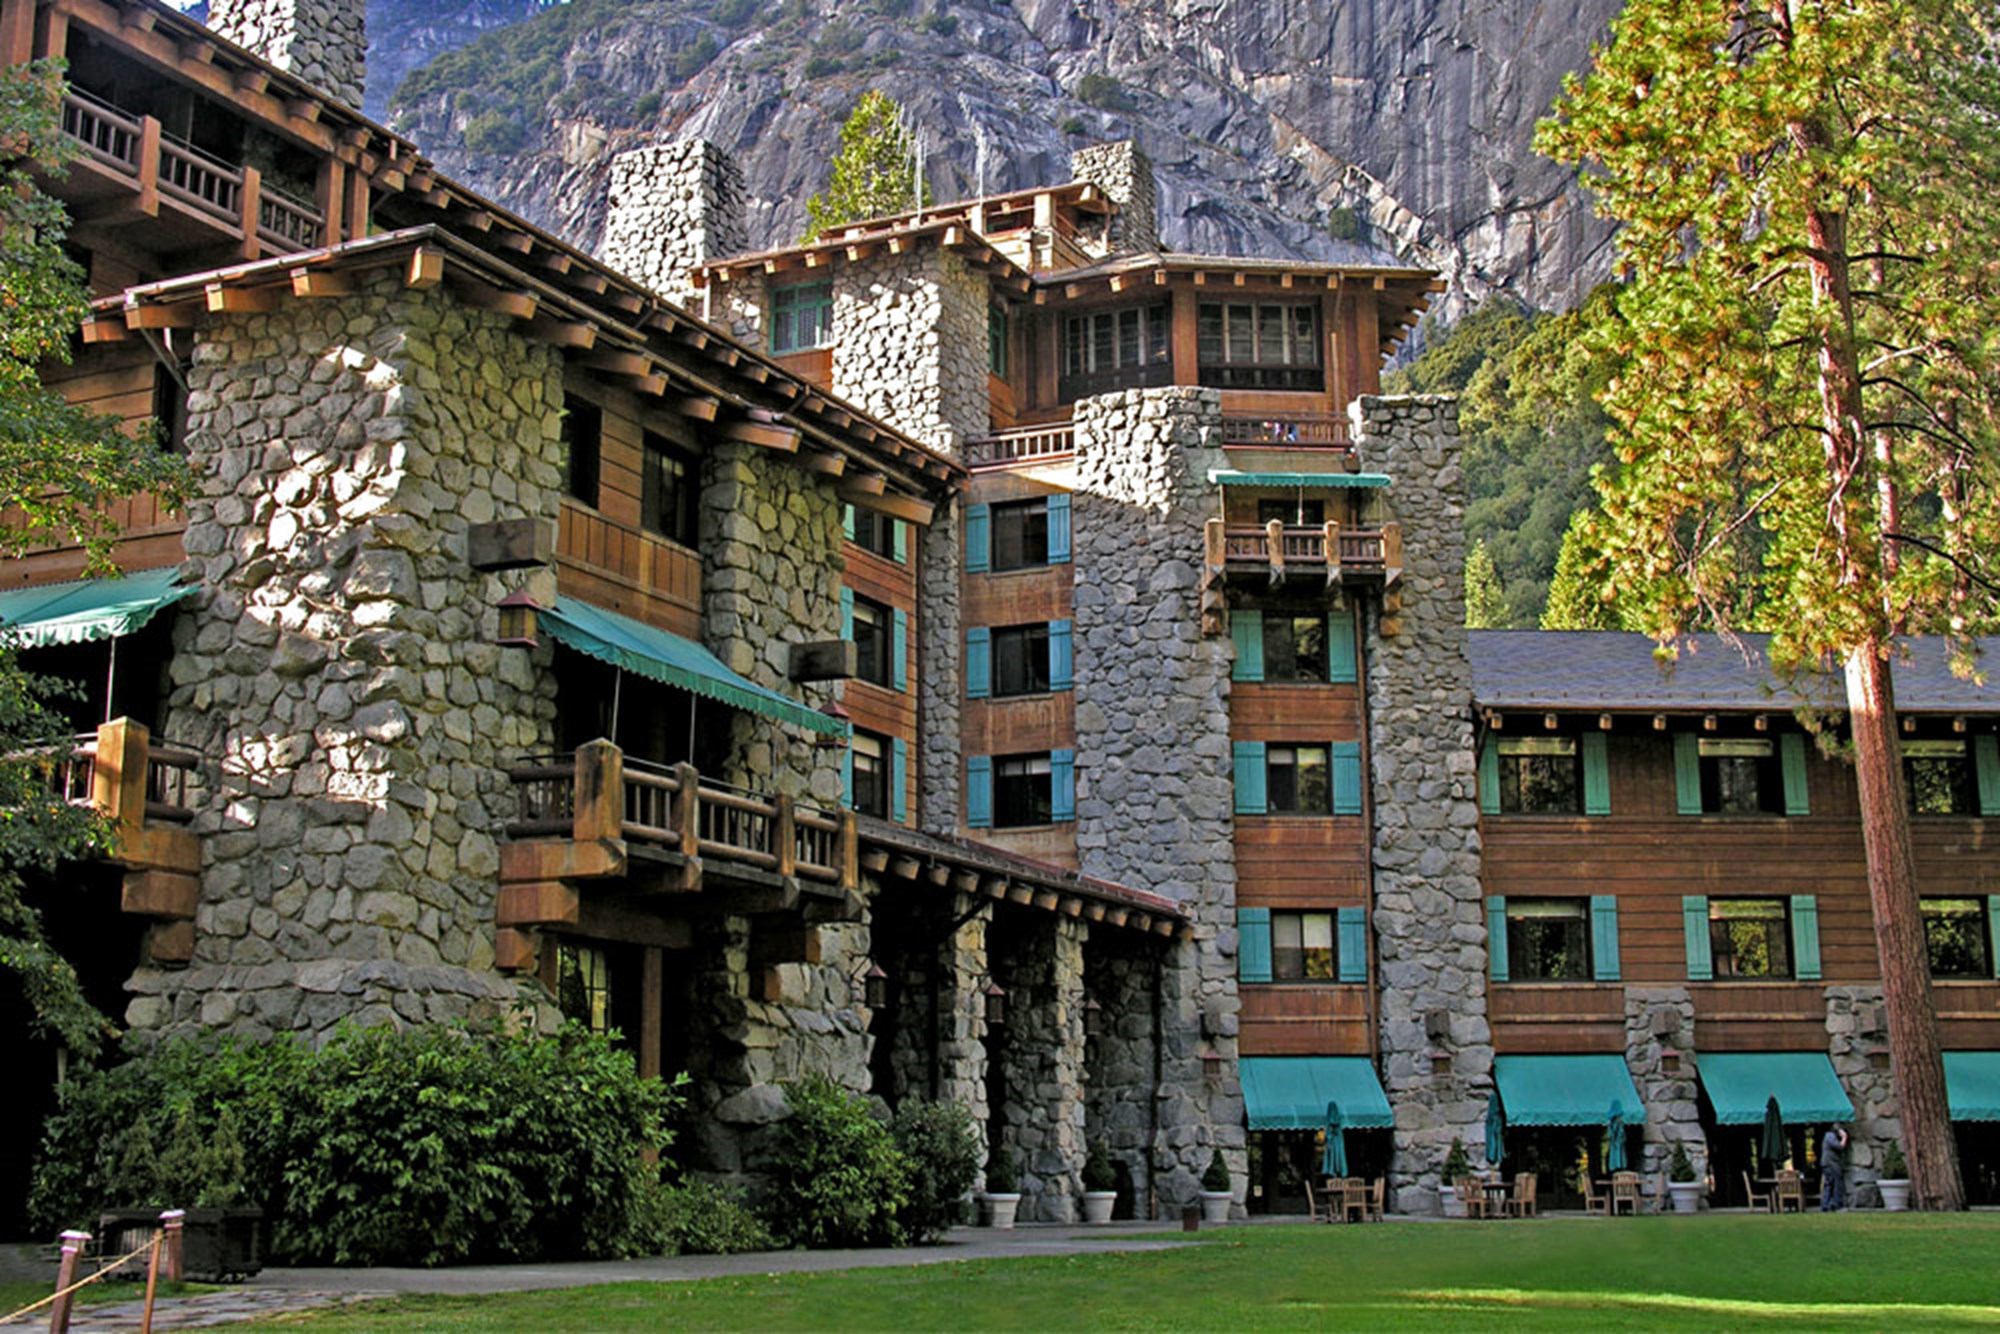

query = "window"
[[851, 594, 891, 687], [1268, 744, 1331, 815], [991, 498, 1050, 571], [1496, 737, 1581, 815], [992, 624, 1051, 697], [1906, 740, 1976, 815], [1261, 616, 1327, 684], [152, 366, 189, 454], [849, 507, 899, 560], [1505, 899, 1591, 982], [1922, 898, 1992, 978], [772, 281, 833, 354], [562, 395, 601, 507], [989, 306, 1008, 376], [995, 754, 1054, 828], [1197, 302, 1322, 390], [640, 431, 699, 545], [1709, 899, 1792, 979], [556, 941, 612, 1033], [850, 730, 890, 819], [1060, 303, 1171, 398], [1271, 911, 1337, 981], [1256, 499, 1325, 528], [1699, 738, 1781, 814]]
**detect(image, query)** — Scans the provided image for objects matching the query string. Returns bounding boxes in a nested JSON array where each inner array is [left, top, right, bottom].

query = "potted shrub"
[[1080, 1142, 1118, 1224], [98, 1110, 264, 1280], [980, 1149, 1022, 1229], [1667, 1142, 1705, 1214], [1877, 1142, 1911, 1212], [1199, 1151, 1233, 1223], [1440, 1137, 1471, 1218]]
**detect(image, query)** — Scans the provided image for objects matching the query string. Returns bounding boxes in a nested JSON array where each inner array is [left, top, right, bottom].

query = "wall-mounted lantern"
[[863, 962, 889, 1009], [983, 980, 1007, 1028], [1083, 996, 1104, 1039], [496, 590, 541, 648]]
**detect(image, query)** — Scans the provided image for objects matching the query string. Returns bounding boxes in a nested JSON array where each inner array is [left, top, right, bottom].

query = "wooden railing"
[[965, 423, 1076, 467], [257, 185, 325, 250], [1219, 412, 1351, 449], [1204, 519, 1402, 585], [59, 88, 142, 173], [14, 719, 203, 875], [156, 136, 240, 223]]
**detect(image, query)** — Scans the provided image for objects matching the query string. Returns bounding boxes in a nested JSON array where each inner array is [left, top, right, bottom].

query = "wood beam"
[[458, 285, 538, 321], [798, 451, 847, 477], [123, 301, 198, 329], [204, 282, 277, 314], [405, 248, 444, 289], [528, 317, 596, 349], [668, 395, 720, 422], [841, 488, 935, 526], [290, 267, 353, 298], [717, 419, 800, 451]]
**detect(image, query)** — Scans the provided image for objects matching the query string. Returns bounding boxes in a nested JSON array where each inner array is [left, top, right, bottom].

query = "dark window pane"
[[992, 624, 1051, 697], [1906, 743, 1974, 814], [1092, 313, 1115, 372], [995, 754, 1054, 828], [562, 397, 601, 507], [772, 282, 832, 353], [852, 596, 891, 687], [1700, 739, 1780, 814], [1197, 306, 1224, 364], [991, 499, 1049, 571], [1708, 899, 1791, 979], [989, 307, 1007, 376], [1263, 616, 1326, 683], [1505, 899, 1591, 981], [1271, 912, 1303, 981], [1269, 912, 1338, 982], [640, 432, 698, 545], [557, 942, 612, 1032], [1257, 499, 1325, 527], [1923, 898, 1990, 978], [1269, 745, 1330, 814], [1498, 738, 1580, 815], [852, 731, 889, 818], [851, 509, 897, 559], [153, 366, 189, 455]]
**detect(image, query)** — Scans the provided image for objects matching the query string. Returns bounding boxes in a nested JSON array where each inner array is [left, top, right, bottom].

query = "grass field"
[[266, 1213, 2000, 1331]]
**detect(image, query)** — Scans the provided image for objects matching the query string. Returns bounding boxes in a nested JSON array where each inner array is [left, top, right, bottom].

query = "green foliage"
[[1082, 1142, 1117, 1193], [920, 12, 958, 35], [1541, 510, 1624, 630], [1669, 1142, 1697, 1184], [463, 109, 528, 155], [765, 1075, 909, 1248], [631, 92, 662, 120], [1075, 73, 1136, 113], [1060, 117, 1086, 136], [1442, 1137, 1470, 1179], [1201, 1151, 1231, 1193], [711, 0, 757, 25], [1883, 1142, 1909, 1178], [1464, 540, 1507, 630], [890, 1099, 980, 1243], [1324, 206, 1363, 243], [982, 1148, 1017, 1194], [803, 54, 846, 79], [639, 1179, 773, 1256], [392, 0, 623, 133], [802, 91, 931, 242], [670, 33, 720, 82]]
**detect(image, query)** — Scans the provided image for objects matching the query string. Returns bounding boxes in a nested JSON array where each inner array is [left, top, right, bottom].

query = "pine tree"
[[1463, 540, 1508, 629], [802, 91, 931, 242], [1539, 0, 2000, 1208], [1538, 512, 1620, 631]]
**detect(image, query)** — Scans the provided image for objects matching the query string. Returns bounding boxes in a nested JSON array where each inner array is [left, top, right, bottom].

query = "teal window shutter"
[[1237, 908, 1273, 983], [1590, 895, 1621, 981], [966, 504, 990, 573], [1487, 896, 1509, 981], [891, 737, 907, 823], [892, 609, 909, 692], [1230, 610, 1265, 683], [1332, 741, 1363, 815], [1051, 748, 1076, 821], [842, 503, 856, 541], [1049, 619, 1073, 691], [1790, 894, 1822, 981], [1674, 734, 1703, 814], [1337, 907, 1367, 983], [839, 587, 854, 641], [1781, 733, 1811, 815], [1683, 895, 1713, 980], [967, 756, 992, 829], [1987, 894, 2000, 980], [1046, 493, 1072, 564], [1233, 741, 1267, 815], [892, 519, 908, 564], [1478, 740, 1500, 815], [1327, 612, 1358, 684], [966, 627, 991, 699], [1582, 732, 1611, 816], [1975, 734, 2000, 816], [841, 747, 854, 807]]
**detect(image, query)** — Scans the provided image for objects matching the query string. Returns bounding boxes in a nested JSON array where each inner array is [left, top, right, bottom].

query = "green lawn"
[[0, 1277, 219, 1319], [264, 1213, 2000, 1331]]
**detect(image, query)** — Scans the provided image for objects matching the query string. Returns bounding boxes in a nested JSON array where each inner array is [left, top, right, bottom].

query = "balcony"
[[965, 423, 1075, 469], [1204, 518, 1402, 588], [1220, 411, 1351, 451]]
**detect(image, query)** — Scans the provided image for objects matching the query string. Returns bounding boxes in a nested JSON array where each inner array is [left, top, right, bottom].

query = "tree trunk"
[[1845, 642, 1963, 1210]]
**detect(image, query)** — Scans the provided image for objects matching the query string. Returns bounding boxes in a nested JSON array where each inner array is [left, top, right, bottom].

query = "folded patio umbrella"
[[1605, 1101, 1628, 1172], [1484, 1092, 1505, 1169], [1761, 1095, 1787, 1167], [1322, 1099, 1349, 1179]]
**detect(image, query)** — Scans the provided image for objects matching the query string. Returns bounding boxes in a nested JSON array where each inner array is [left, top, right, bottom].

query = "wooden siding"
[[843, 543, 919, 826], [1239, 985, 1371, 1056], [774, 347, 832, 390], [1233, 819, 1371, 908], [1489, 984, 1627, 1054], [964, 692, 1074, 760], [1231, 682, 1364, 744]]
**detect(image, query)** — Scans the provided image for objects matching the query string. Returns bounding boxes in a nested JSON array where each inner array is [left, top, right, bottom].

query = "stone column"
[[208, 0, 366, 110], [993, 913, 1089, 1222], [917, 500, 961, 837], [1352, 394, 1492, 1215], [1624, 988, 1703, 1180], [1070, 386, 1242, 1216], [1084, 937, 1159, 1216], [597, 139, 748, 309], [1069, 141, 1160, 257], [1826, 985, 1899, 1205]]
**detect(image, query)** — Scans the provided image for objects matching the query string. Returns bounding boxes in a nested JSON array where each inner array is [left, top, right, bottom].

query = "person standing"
[[1819, 1124, 1850, 1211]]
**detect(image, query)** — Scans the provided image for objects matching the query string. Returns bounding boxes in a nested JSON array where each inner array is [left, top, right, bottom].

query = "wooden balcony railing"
[[965, 423, 1075, 468], [1219, 412, 1352, 449], [1204, 518, 1402, 587]]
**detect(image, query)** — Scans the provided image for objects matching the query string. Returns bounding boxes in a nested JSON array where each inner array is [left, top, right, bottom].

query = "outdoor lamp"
[[814, 701, 852, 750], [983, 980, 1007, 1027], [1200, 1045, 1226, 1083], [1084, 996, 1104, 1038], [496, 590, 541, 648], [863, 961, 889, 1009]]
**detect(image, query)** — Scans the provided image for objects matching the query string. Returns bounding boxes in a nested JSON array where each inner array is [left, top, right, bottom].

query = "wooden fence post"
[[159, 1210, 184, 1284], [48, 1230, 89, 1334]]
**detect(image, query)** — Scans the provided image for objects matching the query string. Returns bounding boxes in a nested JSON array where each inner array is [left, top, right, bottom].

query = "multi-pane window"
[[1197, 302, 1322, 390], [556, 941, 612, 1033], [1060, 303, 1171, 398], [640, 431, 699, 546], [1709, 899, 1792, 979], [1257, 498, 1325, 527], [1261, 616, 1326, 683], [1699, 738, 1782, 814], [1922, 898, 1991, 978], [994, 754, 1054, 828], [991, 498, 1050, 571], [1906, 740, 1976, 815], [989, 306, 1008, 376], [1505, 899, 1591, 982], [992, 624, 1051, 697], [850, 507, 898, 560], [1496, 737, 1581, 815], [771, 281, 834, 354], [1271, 911, 1337, 981], [562, 395, 602, 507], [850, 730, 890, 819], [1268, 744, 1331, 815], [851, 594, 892, 688]]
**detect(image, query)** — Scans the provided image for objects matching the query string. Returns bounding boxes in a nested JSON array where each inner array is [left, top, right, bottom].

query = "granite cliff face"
[[376, 0, 1622, 311]]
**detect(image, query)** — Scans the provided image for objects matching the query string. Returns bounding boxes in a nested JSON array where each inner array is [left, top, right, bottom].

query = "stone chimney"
[[1069, 140, 1159, 257], [207, 0, 365, 111], [598, 139, 748, 311]]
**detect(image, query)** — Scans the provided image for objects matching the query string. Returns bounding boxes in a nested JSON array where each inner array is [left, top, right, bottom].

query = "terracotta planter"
[[1081, 1190, 1116, 1224], [981, 1192, 1022, 1229], [1200, 1190, 1232, 1224], [98, 1207, 264, 1281]]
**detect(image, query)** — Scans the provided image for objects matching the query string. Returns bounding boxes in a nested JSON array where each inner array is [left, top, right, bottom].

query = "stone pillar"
[[917, 499, 961, 837], [938, 909, 993, 1135], [1069, 141, 1159, 258], [1826, 985, 1899, 1205], [598, 139, 748, 310], [1070, 386, 1242, 1216], [1624, 988, 1703, 1180], [992, 913, 1089, 1222], [1084, 937, 1158, 1217], [828, 247, 989, 460], [1352, 394, 1492, 1215], [131, 270, 562, 1041], [208, 0, 365, 110]]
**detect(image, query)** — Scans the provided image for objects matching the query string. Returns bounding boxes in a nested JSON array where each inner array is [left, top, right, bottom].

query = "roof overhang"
[[696, 220, 1032, 297]]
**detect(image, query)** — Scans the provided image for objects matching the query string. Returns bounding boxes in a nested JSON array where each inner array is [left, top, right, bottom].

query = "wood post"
[[136, 116, 161, 218], [0, 0, 34, 65], [773, 794, 796, 879], [839, 810, 859, 892], [93, 718, 149, 842], [1325, 519, 1343, 587], [238, 164, 262, 262], [638, 946, 664, 1081], [160, 1211, 183, 1285], [48, 1230, 89, 1334], [1382, 522, 1403, 587], [33, 3, 66, 63], [672, 762, 702, 891], [572, 739, 623, 844], [316, 159, 344, 245], [1204, 518, 1226, 575]]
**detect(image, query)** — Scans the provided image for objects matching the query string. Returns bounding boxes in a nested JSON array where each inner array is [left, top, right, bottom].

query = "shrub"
[[891, 1100, 980, 1243], [1882, 1141, 1909, 1178], [463, 109, 527, 156], [1083, 1142, 1117, 1193], [1442, 1136, 1470, 1179], [764, 1075, 909, 1248], [1668, 1142, 1697, 1183], [1060, 117, 1086, 136], [804, 54, 846, 79], [671, 34, 720, 82], [1075, 73, 1136, 113], [631, 92, 662, 121], [921, 12, 958, 35], [983, 1148, 1017, 1194], [640, 1179, 773, 1256], [712, 0, 757, 25], [1201, 1151, 1231, 1193], [1325, 205, 1364, 243]]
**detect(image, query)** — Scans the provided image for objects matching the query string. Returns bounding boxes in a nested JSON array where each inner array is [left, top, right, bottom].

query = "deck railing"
[[1205, 519, 1401, 584], [965, 423, 1076, 467], [1219, 412, 1352, 448], [59, 88, 142, 173], [257, 184, 325, 250], [11, 720, 204, 872]]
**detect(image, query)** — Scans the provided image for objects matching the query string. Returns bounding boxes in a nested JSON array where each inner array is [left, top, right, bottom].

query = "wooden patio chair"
[[1304, 1178, 1323, 1223], [1507, 1171, 1538, 1218], [1612, 1171, 1643, 1216], [1583, 1176, 1611, 1216], [1774, 1169, 1805, 1214], [1743, 1171, 1773, 1213], [1454, 1176, 1491, 1219], [1367, 1176, 1385, 1222], [1343, 1181, 1371, 1224]]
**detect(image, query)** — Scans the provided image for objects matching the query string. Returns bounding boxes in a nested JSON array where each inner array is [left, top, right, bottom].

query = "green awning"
[[1240, 1056, 1393, 1130], [1207, 469, 1391, 489], [1696, 1052, 1853, 1125], [1945, 1052, 2000, 1122], [1493, 1055, 1644, 1127], [0, 568, 193, 649], [541, 597, 846, 737]]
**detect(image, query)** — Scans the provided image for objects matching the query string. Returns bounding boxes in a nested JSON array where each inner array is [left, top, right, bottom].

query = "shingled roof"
[[1469, 631, 2000, 715]]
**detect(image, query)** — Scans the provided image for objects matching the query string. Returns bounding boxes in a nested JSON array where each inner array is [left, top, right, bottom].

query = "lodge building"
[[2, 0, 1995, 1229]]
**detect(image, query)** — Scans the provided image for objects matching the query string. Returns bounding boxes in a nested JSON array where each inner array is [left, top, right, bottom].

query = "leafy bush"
[[921, 12, 959, 35], [1075, 73, 1136, 113], [891, 1100, 979, 1243], [1442, 1136, 1470, 1179], [1325, 205, 1363, 242], [1669, 1142, 1697, 1183], [631, 92, 662, 120], [1060, 117, 1086, 136], [1083, 1142, 1117, 1193], [1201, 1151, 1231, 1193], [764, 1076, 909, 1248], [712, 0, 757, 25], [983, 1147, 1017, 1194], [463, 109, 527, 156], [804, 54, 846, 79], [1882, 1141, 1909, 1178], [671, 34, 720, 82], [640, 1179, 773, 1256]]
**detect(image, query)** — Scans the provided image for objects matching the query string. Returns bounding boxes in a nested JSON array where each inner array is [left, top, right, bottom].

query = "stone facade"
[[207, 0, 365, 110], [1070, 386, 1243, 1213], [991, 914, 1089, 1221], [829, 248, 990, 458], [1069, 141, 1160, 258], [1352, 394, 1492, 1214], [1623, 988, 1703, 1181], [598, 139, 748, 309], [135, 271, 563, 1040], [1826, 985, 1900, 1205]]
